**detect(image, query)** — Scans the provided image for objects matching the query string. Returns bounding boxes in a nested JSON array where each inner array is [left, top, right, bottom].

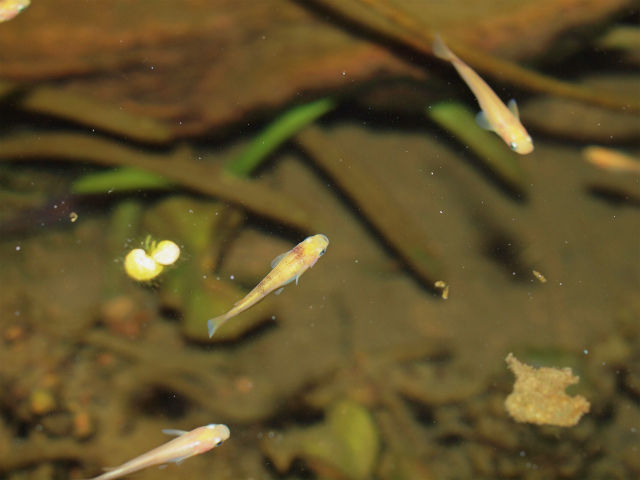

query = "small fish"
[[432, 35, 534, 155], [0, 0, 30, 23], [207, 234, 329, 337], [583, 146, 640, 175], [83, 423, 230, 480]]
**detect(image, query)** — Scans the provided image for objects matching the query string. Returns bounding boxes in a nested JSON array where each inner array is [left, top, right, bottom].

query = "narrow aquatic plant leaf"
[[225, 97, 337, 177], [596, 25, 640, 52], [103, 200, 144, 298], [427, 101, 527, 194], [0, 132, 314, 231], [71, 166, 174, 194]]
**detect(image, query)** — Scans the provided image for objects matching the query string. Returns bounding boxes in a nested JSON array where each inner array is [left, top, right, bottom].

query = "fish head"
[[203, 423, 230, 448], [508, 132, 534, 155], [302, 234, 330, 261]]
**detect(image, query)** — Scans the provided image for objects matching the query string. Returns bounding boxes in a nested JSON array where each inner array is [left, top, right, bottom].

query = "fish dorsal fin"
[[270, 251, 288, 269], [507, 99, 519, 118], [475, 111, 493, 131], [162, 429, 187, 437]]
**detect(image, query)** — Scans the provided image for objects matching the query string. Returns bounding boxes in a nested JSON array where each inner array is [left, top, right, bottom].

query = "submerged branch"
[[0, 132, 315, 232], [305, 0, 640, 112], [297, 125, 444, 287]]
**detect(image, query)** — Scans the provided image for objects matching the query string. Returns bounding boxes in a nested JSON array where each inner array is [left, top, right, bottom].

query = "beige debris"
[[434, 280, 449, 300], [505, 353, 590, 427]]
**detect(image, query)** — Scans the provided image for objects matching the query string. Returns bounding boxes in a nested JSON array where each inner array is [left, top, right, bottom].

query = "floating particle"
[[505, 353, 590, 427], [434, 280, 449, 299], [149, 239, 181, 266], [69, 212, 78, 223], [532, 270, 547, 283]]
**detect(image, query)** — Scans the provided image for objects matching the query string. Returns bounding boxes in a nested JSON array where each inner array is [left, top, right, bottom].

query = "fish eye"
[[214, 439, 223, 447], [319, 248, 326, 256], [510, 141, 518, 151]]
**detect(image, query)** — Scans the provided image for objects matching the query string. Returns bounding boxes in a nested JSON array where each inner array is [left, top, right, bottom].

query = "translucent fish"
[[207, 234, 329, 337], [83, 424, 230, 480], [0, 0, 30, 23], [432, 34, 533, 154]]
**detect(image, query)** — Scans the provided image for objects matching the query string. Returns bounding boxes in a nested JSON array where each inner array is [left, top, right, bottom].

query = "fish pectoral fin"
[[157, 455, 188, 469], [162, 429, 188, 437], [507, 99, 519, 118], [475, 111, 493, 131], [280, 274, 297, 287], [274, 287, 285, 295], [270, 252, 288, 268]]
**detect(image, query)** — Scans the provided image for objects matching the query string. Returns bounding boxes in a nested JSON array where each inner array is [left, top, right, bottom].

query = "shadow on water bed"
[[0, 1, 639, 479]]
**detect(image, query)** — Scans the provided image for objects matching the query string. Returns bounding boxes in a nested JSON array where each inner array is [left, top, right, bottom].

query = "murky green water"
[[0, 2, 638, 479]]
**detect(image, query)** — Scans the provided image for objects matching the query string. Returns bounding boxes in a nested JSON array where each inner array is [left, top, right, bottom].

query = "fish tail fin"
[[432, 34, 455, 61], [207, 314, 229, 338]]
